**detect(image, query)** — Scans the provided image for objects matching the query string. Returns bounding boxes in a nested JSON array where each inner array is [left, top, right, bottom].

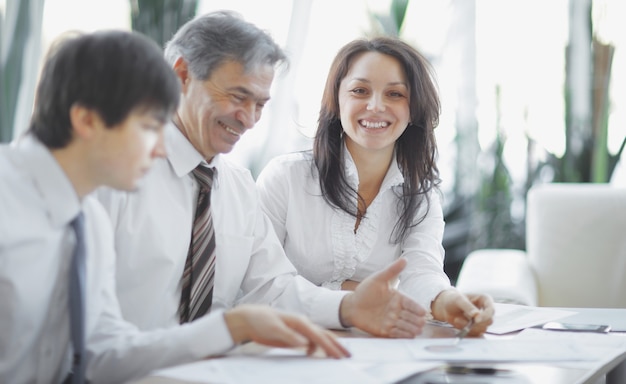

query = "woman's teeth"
[[360, 120, 389, 129]]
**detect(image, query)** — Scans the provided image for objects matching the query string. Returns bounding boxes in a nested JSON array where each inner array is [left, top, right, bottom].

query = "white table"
[[132, 308, 626, 384]]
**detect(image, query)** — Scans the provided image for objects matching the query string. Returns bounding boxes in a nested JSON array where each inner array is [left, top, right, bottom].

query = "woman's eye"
[[350, 88, 367, 95]]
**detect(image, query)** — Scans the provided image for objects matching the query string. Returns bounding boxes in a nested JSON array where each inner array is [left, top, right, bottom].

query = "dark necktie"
[[69, 212, 86, 384], [179, 165, 217, 323]]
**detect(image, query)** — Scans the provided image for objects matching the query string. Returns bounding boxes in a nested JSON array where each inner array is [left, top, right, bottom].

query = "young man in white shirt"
[[97, 11, 426, 338], [0, 30, 348, 384]]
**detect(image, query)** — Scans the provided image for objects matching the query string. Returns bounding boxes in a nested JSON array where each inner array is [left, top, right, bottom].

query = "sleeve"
[[397, 190, 452, 311], [219, 162, 348, 330], [256, 157, 290, 245], [87, 310, 234, 384], [84, 201, 234, 384], [235, 188, 348, 330]]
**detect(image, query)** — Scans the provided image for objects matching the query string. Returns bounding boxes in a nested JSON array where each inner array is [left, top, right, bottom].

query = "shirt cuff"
[[307, 289, 349, 330], [183, 309, 235, 358], [418, 283, 452, 313]]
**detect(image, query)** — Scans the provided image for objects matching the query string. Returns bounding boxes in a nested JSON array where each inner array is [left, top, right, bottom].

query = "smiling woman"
[[257, 36, 495, 336], [338, 51, 411, 161]]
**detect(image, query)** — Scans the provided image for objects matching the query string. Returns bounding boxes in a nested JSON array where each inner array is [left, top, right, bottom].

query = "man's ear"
[[173, 56, 190, 92], [69, 103, 102, 140]]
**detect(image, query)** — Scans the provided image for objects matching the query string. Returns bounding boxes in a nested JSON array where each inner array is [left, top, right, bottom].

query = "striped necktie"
[[69, 212, 86, 384], [179, 165, 217, 323]]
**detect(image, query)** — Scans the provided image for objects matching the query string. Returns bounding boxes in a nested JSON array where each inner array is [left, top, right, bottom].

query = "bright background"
[[2, 0, 625, 280], [19, 0, 624, 189]]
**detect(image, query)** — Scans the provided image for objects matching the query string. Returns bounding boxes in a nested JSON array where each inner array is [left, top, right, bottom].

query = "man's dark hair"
[[29, 30, 180, 148]]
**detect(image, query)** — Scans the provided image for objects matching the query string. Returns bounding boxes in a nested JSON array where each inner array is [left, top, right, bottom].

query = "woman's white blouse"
[[257, 148, 451, 311]]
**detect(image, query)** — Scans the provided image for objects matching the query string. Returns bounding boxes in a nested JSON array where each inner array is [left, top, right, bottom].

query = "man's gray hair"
[[164, 10, 288, 80]]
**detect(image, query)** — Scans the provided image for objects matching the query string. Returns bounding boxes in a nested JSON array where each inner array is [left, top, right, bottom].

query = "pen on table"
[[453, 316, 474, 345]]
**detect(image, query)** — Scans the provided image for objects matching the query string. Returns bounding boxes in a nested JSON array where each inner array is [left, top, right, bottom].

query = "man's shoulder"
[[258, 151, 314, 185], [267, 151, 312, 167], [0, 147, 47, 240], [216, 156, 255, 184], [0, 146, 35, 207], [0, 144, 24, 175], [0, 145, 16, 180]]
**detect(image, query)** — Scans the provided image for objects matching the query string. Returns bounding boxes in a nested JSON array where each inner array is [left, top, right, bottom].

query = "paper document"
[[347, 361, 440, 383], [513, 328, 626, 375], [487, 303, 576, 334], [152, 347, 438, 384], [152, 356, 382, 384], [341, 337, 606, 363], [150, 331, 626, 383], [516, 328, 626, 348]]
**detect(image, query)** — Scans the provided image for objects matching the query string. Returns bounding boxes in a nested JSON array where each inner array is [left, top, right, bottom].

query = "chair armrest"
[[455, 249, 538, 306]]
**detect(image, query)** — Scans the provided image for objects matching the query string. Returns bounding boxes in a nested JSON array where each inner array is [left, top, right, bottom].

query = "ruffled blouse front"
[[327, 147, 405, 290]]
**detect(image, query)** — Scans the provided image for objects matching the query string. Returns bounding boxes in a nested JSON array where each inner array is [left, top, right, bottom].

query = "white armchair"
[[456, 183, 626, 308]]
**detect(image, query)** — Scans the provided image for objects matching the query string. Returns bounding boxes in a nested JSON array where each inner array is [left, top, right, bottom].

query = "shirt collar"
[[17, 135, 82, 228], [165, 121, 222, 178], [341, 141, 405, 190]]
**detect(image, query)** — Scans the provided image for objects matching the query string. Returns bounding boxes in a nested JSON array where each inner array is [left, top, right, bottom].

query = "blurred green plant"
[[471, 2, 623, 264], [541, 38, 623, 183], [472, 85, 524, 251], [0, 0, 33, 143], [472, 19, 621, 252], [524, 1, 623, 186], [368, 0, 409, 36], [129, 0, 198, 48]]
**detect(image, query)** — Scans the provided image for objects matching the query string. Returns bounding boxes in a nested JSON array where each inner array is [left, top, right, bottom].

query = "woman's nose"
[[366, 94, 386, 113]]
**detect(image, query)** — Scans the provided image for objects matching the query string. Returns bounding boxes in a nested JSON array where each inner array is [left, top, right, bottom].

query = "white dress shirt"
[[256, 149, 451, 311], [0, 137, 234, 384], [96, 123, 346, 332]]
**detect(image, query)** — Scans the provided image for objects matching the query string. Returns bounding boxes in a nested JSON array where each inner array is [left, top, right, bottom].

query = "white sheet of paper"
[[152, 356, 383, 384], [339, 338, 417, 361], [150, 332, 626, 383], [487, 303, 576, 334], [347, 361, 440, 383], [513, 328, 626, 373], [151, 360, 229, 384], [152, 345, 440, 384], [264, 347, 439, 383], [216, 357, 382, 384], [409, 338, 613, 362], [340, 337, 607, 363], [515, 328, 626, 348]]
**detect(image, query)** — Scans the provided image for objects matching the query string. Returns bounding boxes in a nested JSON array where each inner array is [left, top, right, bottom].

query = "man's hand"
[[431, 288, 495, 336], [339, 258, 426, 338], [224, 305, 350, 358]]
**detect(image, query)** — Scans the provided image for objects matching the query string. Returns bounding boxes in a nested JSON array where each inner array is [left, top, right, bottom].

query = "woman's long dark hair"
[[313, 37, 441, 243]]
